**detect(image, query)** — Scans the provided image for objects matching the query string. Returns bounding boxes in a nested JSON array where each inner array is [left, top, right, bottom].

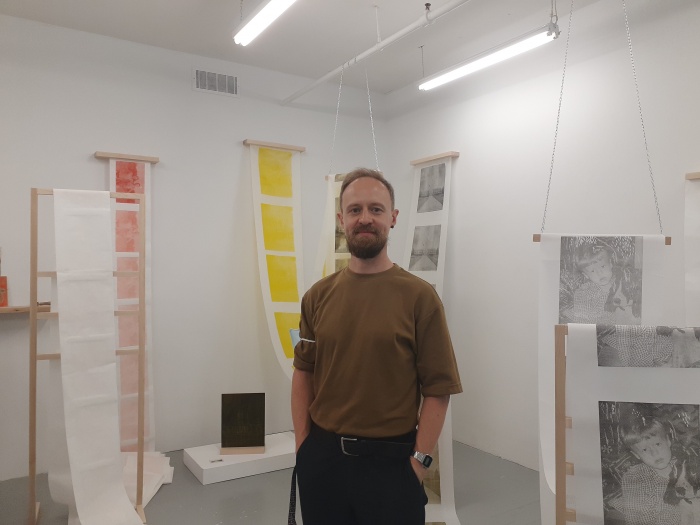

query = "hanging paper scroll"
[[538, 234, 670, 496], [405, 152, 459, 525], [109, 158, 156, 454], [247, 140, 305, 381], [403, 154, 457, 293], [313, 173, 350, 281], [566, 323, 700, 525], [685, 173, 700, 326], [53, 189, 142, 525]]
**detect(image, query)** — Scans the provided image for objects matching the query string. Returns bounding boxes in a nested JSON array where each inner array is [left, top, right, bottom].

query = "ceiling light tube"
[[419, 22, 560, 91], [233, 0, 298, 46]]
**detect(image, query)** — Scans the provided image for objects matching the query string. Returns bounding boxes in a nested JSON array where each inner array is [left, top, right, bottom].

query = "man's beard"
[[346, 226, 388, 259]]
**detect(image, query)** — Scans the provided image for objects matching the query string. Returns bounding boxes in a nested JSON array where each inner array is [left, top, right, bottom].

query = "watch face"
[[414, 451, 433, 468]]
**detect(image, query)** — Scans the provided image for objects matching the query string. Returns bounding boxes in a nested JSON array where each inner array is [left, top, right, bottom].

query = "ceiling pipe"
[[281, 0, 474, 105]]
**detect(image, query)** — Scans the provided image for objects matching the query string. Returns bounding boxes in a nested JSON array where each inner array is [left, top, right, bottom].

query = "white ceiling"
[[0, 0, 593, 97]]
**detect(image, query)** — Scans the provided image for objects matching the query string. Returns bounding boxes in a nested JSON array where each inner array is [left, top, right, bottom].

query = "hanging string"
[[327, 66, 345, 176], [540, 0, 573, 234], [240, 0, 244, 21], [622, 0, 664, 235], [420, 45, 425, 78], [365, 68, 380, 171]]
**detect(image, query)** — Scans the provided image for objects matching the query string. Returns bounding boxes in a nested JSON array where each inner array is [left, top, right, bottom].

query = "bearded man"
[[290, 168, 462, 525]]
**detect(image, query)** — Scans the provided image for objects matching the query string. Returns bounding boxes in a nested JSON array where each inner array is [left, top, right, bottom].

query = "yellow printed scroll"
[[248, 143, 305, 380]]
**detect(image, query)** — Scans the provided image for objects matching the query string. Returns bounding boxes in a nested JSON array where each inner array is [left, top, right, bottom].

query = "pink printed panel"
[[115, 161, 145, 203], [116, 210, 140, 253]]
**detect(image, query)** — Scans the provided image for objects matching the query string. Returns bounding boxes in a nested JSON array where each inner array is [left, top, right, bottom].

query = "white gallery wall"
[[1, 0, 699, 482]]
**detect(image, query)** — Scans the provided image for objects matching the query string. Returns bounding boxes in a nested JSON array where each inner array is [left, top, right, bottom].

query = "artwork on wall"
[[538, 234, 670, 493], [404, 152, 460, 524], [314, 173, 350, 280], [566, 323, 700, 525], [402, 158, 454, 293], [110, 158, 156, 454], [246, 140, 305, 381]]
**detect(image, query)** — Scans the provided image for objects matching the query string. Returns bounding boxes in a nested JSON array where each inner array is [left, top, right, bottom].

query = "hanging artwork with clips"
[[532, 1, 675, 524]]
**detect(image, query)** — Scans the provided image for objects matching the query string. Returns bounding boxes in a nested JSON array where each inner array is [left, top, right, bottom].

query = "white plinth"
[[183, 431, 296, 485]]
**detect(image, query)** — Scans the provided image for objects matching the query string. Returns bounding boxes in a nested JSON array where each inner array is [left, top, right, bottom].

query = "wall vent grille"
[[193, 69, 238, 97]]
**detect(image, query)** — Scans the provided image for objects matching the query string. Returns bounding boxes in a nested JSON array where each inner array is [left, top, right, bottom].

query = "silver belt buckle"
[[341, 437, 359, 456]]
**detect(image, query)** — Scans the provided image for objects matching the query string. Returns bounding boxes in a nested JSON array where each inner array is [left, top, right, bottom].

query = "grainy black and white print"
[[559, 236, 643, 325], [597, 325, 700, 368], [409, 225, 441, 271], [334, 196, 348, 254], [598, 401, 700, 525], [417, 164, 446, 213]]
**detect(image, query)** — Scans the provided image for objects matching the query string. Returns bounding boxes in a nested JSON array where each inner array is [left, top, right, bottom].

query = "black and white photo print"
[[597, 325, 700, 368], [598, 401, 700, 525], [417, 163, 446, 213], [559, 236, 643, 325], [409, 225, 441, 271]]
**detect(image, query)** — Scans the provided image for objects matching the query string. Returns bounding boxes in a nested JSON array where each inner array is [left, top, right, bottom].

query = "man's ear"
[[337, 211, 344, 228], [391, 209, 399, 229]]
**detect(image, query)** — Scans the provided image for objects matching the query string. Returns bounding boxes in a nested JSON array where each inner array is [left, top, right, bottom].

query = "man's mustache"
[[353, 226, 379, 234]]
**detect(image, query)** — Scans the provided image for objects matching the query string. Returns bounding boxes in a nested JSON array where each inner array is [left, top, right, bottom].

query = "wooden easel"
[[28, 188, 148, 524]]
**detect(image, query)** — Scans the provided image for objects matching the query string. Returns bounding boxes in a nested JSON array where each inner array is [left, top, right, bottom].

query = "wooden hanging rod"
[[243, 139, 306, 152], [410, 152, 460, 166], [533, 233, 671, 245], [686, 172, 700, 180], [37, 271, 139, 278], [94, 152, 160, 164], [34, 189, 144, 201]]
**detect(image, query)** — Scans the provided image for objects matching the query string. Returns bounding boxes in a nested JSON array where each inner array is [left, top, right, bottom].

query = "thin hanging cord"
[[622, 0, 664, 235], [374, 5, 382, 43], [327, 66, 345, 176], [420, 45, 425, 78], [365, 68, 380, 171], [540, 0, 573, 234], [240, 0, 244, 21]]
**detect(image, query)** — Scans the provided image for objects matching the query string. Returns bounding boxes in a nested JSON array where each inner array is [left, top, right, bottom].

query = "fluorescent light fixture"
[[233, 0, 298, 46], [419, 22, 560, 91]]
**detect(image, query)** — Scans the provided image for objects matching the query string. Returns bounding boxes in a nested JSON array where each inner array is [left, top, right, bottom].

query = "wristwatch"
[[412, 450, 433, 469]]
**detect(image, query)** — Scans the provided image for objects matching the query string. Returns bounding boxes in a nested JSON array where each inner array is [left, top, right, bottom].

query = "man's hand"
[[410, 457, 428, 483]]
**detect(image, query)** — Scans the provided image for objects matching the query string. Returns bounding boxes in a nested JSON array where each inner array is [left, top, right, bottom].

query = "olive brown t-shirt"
[[293, 264, 462, 437]]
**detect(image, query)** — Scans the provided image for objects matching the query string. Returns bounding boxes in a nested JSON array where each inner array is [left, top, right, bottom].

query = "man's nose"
[[358, 209, 372, 223]]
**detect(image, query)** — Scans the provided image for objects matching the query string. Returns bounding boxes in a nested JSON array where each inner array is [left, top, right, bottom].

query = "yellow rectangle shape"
[[261, 204, 295, 252], [259, 148, 293, 198], [275, 312, 301, 359], [266, 255, 299, 302]]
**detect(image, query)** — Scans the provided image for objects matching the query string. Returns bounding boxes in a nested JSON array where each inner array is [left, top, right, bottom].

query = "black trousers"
[[295, 423, 428, 525]]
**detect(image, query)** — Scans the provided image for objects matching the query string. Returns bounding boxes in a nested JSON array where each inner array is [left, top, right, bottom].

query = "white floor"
[[0, 441, 540, 525]]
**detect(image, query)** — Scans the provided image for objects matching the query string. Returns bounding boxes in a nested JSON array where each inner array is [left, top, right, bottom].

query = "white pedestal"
[[183, 431, 295, 485]]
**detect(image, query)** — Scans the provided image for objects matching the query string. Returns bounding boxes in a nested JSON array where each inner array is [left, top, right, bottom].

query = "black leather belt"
[[313, 423, 415, 458]]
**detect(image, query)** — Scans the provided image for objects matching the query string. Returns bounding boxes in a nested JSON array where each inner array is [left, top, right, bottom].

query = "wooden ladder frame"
[[28, 188, 148, 524], [554, 323, 576, 524]]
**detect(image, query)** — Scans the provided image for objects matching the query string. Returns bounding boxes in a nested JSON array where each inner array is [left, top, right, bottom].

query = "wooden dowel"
[[94, 152, 159, 164], [566, 462, 574, 476], [36, 349, 138, 361], [409, 151, 460, 166], [243, 139, 306, 152], [686, 172, 700, 180], [34, 189, 144, 201], [534, 234, 671, 245], [565, 509, 577, 522]]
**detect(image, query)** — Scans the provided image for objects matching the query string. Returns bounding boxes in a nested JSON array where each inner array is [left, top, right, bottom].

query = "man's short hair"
[[339, 168, 395, 210]]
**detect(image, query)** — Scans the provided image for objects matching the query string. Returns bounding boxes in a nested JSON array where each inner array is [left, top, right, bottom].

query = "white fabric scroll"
[[538, 234, 669, 495], [54, 189, 142, 525]]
